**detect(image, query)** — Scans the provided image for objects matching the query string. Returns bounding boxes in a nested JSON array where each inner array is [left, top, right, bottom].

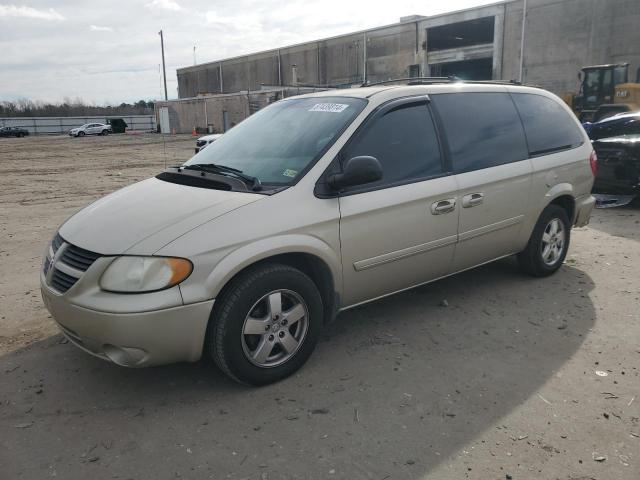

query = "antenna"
[[158, 30, 168, 101]]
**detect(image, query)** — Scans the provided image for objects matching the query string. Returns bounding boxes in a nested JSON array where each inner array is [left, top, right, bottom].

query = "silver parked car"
[[195, 133, 223, 153], [42, 82, 596, 385], [69, 123, 112, 137]]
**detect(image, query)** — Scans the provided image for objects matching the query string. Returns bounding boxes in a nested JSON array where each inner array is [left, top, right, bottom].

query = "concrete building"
[[161, 0, 640, 133]]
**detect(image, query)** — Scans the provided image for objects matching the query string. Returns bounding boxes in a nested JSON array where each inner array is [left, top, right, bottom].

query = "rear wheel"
[[208, 263, 323, 386], [518, 204, 570, 277]]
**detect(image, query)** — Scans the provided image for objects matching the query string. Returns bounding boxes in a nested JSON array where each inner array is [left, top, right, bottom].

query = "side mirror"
[[328, 156, 382, 190]]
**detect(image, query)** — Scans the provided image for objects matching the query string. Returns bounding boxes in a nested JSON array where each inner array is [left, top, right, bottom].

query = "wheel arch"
[[202, 236, 342, 325], [543, 183, 576, 224], [213, 252, 338, 325]]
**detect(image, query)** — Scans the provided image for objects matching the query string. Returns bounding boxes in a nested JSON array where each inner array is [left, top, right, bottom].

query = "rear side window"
[[342, 102, 443, 188], [512, 93, 584, 155], [432, 92, 529, 173]]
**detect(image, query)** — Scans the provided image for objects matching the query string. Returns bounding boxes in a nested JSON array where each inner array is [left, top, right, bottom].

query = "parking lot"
[[1, 134, 639, 479]]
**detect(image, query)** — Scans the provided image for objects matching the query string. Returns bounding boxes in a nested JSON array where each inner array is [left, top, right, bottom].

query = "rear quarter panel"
[[525, 142, 594, 243]]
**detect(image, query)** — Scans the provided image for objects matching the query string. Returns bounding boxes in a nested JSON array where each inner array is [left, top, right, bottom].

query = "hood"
[[59, 177, 264, 255]]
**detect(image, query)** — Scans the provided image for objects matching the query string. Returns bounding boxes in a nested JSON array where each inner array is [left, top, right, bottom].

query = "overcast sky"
[[0, 0, 497, 104]]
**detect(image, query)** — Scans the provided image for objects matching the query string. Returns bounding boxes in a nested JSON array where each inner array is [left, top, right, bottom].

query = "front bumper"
[[41, 284, 213, 367], [574, 194, 596, 227]]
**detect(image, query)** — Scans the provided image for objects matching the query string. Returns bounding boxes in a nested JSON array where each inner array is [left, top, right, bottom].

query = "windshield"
[[184, 96, 367, 185]]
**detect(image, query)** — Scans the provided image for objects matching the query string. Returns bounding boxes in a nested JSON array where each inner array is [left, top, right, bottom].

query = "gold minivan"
[[41, 82, 596, 385]]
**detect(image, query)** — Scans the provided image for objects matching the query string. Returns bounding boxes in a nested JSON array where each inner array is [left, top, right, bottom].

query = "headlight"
[[100, 256, 193, 293]]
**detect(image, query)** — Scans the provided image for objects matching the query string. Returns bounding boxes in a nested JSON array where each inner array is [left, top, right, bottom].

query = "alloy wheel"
[[241, 289, 309, 368], [540, 218, 565, 266]]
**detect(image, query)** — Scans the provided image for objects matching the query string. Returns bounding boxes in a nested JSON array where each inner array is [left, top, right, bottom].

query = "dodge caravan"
[[41, 82, 596, 385]]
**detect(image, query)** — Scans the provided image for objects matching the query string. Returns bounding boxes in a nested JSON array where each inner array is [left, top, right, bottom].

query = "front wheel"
[[208, 263, 323, 386], [518, 204, 571, 277], [101, 129, 109, 136], [78, 131, 85, 137]]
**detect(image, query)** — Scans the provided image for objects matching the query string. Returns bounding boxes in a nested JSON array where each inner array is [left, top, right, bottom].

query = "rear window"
[[431, 92, 529, 173], [512, 93, 584, 155]]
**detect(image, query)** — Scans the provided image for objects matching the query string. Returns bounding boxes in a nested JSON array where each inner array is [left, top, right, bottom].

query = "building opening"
[[430, 58, 493, 80], [427, 16, 494, 51]]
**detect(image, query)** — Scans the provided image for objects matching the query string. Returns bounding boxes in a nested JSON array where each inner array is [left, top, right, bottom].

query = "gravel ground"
[[0, 134, 638, 479]]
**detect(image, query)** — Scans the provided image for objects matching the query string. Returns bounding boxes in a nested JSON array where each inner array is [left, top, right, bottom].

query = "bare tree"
[[0, 98, 155, 117]]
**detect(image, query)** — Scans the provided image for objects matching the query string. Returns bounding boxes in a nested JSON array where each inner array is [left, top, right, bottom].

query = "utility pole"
[[159, 29, 168, 100], [193, 45, 197, 65], [519, 0, 527, 83]]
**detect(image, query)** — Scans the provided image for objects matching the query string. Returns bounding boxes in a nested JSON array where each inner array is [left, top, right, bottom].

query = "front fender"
[[180, 234, 342, 305]]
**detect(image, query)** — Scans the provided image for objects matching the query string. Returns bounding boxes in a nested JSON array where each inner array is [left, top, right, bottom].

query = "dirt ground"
[[0, 134, 638, 479]]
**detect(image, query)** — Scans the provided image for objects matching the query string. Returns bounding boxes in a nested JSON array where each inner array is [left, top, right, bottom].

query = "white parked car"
[[69, 123, 112, 137], [42, 81, 596, 385], [195, 133, 223, 153]]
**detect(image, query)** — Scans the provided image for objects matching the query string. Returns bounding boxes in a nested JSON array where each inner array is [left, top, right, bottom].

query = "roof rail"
[[362, 76, 454, 87], [362, 77, 523, 87]]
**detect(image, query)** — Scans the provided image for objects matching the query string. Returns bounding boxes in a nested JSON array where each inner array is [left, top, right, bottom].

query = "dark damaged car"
[[591, 135, 640, 197], [583, 111, 640, 141]]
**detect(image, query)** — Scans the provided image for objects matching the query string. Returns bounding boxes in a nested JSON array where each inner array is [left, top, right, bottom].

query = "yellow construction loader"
[[561, 63, 640, 122]]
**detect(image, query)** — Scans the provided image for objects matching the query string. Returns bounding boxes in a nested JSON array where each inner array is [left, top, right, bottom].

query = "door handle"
[[431, 198, 456, 215], [462, 192, 484, 208]]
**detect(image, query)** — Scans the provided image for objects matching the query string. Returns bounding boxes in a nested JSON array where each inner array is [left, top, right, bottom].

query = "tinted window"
[[432, 92, 528, 173], [512, 93, 584, 155], [341, 102, 443, 188]]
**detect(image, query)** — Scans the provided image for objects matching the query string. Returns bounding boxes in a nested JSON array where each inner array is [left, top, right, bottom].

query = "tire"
[[208, 263, 323, 386], [78, 131, 85, 137], [518, 204, 571, 277], [101, 130, 108, 136]]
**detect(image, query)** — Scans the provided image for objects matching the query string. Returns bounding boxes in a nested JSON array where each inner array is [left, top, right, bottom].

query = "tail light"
[[589, 150, 598, 177]]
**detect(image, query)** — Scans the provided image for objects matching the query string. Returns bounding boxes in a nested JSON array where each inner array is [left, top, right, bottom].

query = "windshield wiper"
[[181, 164, 262, 191]]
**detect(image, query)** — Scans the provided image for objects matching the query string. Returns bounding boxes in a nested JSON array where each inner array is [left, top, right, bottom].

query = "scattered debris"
[[629, 396, 636, 407], [538, 394, 553, 406], [439, 299, 449, 307], [511, 435, 528, 441], [4, 364, 20, 373], [601, 392, 618, 399], [592, 453, 607, 462], [310, 408, 329, 415], [595, 371, 608, 377], [405, 459, 415, 465], [13, 422, 34, 429], [354, 408, 359, 423]]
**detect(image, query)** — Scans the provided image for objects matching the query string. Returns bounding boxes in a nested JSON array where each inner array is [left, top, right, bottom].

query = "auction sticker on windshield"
[[309, 103, 349, 113]]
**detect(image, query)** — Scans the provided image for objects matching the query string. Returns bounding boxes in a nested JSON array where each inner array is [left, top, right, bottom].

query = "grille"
[[51, 268, 79, 293], [52, 233, 64, 253], [60, 243, 101, 272], [45, 234, 102, 294], [43, 257, 52, 276]]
